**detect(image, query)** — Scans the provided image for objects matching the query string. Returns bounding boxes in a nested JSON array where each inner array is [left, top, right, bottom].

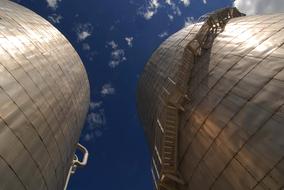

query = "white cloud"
[[125, 37, 134, 47], [168, 14, 174, 21], [78, 31, 91, 41], [75, 23, 93, 41], [158, 31, 168, 38], [87, 112, 105, 127], [139, 0, 160, 20], [48, 13, 63, 24], [165, 0, 172, 5], [139, 0, 184, 20], [83, 109, 106, 141], [107, 41, 127, 68], [83, 133, 94, 142], [109, 49, 126, 68], [167, 2, 181, 16], [82, 43, 91, 51], [164, 1, 181, 16], [184, 17, 194, 27], [101, 83, 115, 96], [180, 0, 190, 7], [143, 11, 155, 20], [107, 41, 118, 49], [87, 51, 97, 62], [234, 0, 284, 15], [203, 0, 207, 4], [46, 0, 61, 10], [184, 16, 194, 27], [151, 0, 160, 8], [90, 101, 103, 110]]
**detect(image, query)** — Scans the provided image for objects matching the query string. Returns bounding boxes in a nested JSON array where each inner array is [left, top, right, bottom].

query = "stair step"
[[164, 147, 174, 150], [165, 120, 176, 124], [165, 129, 176, 133], [165, 134, 176, 138], [165, 128, 176, 132], [167, 105, 176, 109], [164, 124, 176, 128], [164, 157, 174, 160], [164, 137, 174, 140], [164, 152, 175, 155], [164, 143, 175, 146], [164, 149, 175, 152], [164, 134, 176, 137], [166, 116, 177, 120]]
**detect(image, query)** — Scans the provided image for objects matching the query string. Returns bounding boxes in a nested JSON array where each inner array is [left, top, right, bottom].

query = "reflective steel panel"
[[137, 8, 284, 190], [0, 1, 90, 190]]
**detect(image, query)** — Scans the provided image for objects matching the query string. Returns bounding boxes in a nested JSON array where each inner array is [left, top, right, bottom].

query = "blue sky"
[[12, 0, 282, 189]]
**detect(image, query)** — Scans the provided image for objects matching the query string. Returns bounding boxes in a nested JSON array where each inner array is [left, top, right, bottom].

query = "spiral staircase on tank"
[[150, 7, 245, 190]]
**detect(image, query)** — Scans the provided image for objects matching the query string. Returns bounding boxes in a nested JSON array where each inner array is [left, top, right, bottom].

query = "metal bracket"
[[64, 143, 89, 190]]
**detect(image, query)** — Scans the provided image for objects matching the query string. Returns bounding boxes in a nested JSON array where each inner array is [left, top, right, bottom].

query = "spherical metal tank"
[[137, 8, 284, 190], [0, 1, 90, 190]]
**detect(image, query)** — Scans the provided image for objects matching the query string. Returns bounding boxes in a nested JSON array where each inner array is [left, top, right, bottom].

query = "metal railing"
[[151, 7, 245, 190], [64, 143, 89, 190]]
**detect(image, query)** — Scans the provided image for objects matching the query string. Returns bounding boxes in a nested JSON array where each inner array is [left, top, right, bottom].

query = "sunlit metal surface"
[[137, 8, 284, 190], [0, 1, 90, 190]]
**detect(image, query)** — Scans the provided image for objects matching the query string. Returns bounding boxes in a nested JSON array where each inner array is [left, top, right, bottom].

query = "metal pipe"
[[64, 143, 89, 190], [74, 143, 89, 167]]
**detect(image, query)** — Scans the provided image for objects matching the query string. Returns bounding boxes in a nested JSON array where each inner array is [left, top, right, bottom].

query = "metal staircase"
[[151, 7, 245, 190], [162, 105, 178, 174], [152, 83, 187, 190]]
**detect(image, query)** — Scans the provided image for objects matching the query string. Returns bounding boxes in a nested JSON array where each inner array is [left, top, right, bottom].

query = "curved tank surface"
[[0, 1, 90, 190], [137, 8, 284, 190]]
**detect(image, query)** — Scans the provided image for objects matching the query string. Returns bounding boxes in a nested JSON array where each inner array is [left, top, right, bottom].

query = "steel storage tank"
[[137, 8, 284, 190], [0, 1, 90, 190]]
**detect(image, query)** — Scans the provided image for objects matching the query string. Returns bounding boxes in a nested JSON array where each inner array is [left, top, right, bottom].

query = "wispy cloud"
[[158, 31, 168, 38], [180, 0, 190, 7], [87, 112, 106, 127], [75, 23, 93, 41], [48, 13, 63, 24], [82, 43, 91, 51], [109, 49, 126, 68], [202, 0, 207, 4], [184, 16, 194, 27], [139, 0, 184, 20], [83, 133, 94, 141], [46, 0, 61, 10], [83, 109, 106, 141], [168, 2, 181, 16], [164, 0, 180, 19], [87, 51, 97, 62], [139, 0, 160, 20], [90, 101, 103, 110], [78, 32, 91, 41], [234, 0, 284, 15], [168, 14, 174, 21], [125, 37, 134, 47], [107, 41, 118, 49], [165, 0, 172, 5], [143, 11, 155, 20], [101, 83, 115, 96], [107, 41, 127, 68]]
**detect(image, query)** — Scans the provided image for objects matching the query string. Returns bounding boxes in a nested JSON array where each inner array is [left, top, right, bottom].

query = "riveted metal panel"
[[137, 9, 284, 190], [0, 1, 90, 190]]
